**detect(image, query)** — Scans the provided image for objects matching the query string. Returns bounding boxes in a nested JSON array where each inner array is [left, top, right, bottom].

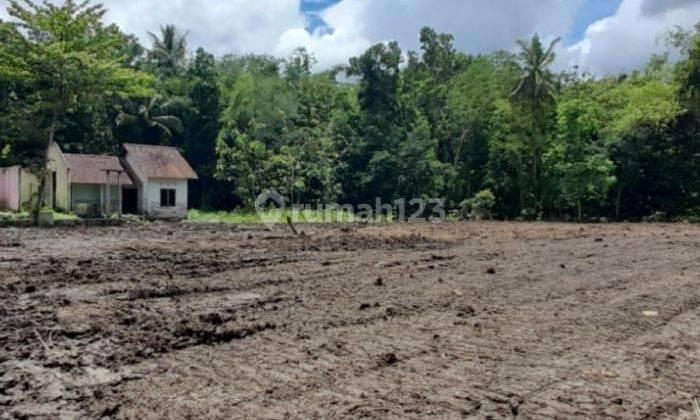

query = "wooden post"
[[105, 170, 111, 215], [67, 168, 71, 212], [117, 171, 122, 217], [142, 181, 148, 220]]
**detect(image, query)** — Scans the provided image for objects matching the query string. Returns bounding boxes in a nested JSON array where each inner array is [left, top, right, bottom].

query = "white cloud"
[[277, 0, 582, 70], [1, 0, 699, 74], [275, 0, 372, 69], [100, 0, 306, 56], [0, 0, 308, 57], [0, 0, 583, 69], [562, 0, 700, 75]]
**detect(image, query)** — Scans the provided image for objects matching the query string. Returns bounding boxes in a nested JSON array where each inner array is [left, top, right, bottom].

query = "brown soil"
[[1, 221, 699, 419]]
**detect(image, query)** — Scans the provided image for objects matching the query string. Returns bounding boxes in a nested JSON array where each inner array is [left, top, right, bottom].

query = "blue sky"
[[301, 0, 342, 13], [567, 0, 623, 44], [301, 0, 342, 33]]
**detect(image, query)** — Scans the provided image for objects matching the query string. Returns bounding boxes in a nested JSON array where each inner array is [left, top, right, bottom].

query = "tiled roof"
[[123, 143, 198, 180], [65, 154, 134, 186]]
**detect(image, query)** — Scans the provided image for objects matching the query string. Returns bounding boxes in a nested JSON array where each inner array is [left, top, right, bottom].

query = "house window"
[[160, 189, 176, 207]]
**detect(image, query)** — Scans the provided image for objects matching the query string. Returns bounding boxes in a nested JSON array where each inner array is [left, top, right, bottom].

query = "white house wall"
[[144, 178, 188, 219], [48, 142, 70, 211]]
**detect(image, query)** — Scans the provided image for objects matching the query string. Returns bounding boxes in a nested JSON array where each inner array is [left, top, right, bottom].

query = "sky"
[[1, 0, 700, 75]]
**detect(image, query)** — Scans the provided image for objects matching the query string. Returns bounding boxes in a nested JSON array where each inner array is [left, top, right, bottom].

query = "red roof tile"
[[65, 154, 134, 186], [123, 143, 197, 180]]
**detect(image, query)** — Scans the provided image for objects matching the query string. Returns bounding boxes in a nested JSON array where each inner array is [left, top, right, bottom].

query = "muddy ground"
[[0, 221, 699, 419]]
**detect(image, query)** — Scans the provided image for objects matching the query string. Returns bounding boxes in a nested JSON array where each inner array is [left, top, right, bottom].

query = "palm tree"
[[512, 33, 561, 105], [512, 33, 561, 212], [147, 24, 189, 77], [116, 97, 184, 144]]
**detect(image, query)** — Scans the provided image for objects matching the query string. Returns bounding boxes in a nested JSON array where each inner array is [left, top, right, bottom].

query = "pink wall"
[[0, 166, 20, 211]]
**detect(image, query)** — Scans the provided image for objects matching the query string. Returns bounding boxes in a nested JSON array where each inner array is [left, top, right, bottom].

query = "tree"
[[512, 34, 561, 106], [548, 83, 616, 220], [116, 96, 185, 144], [215, 49, 344, 208], [666, 22, 700, 116], [396, 116, 446, 200], [183, 47, 225, 209], [346, 42, 406, 201], [446, 54, 520, 204], [147, 24, 188, 78], [511, 34, 561, 213], [283, 49, 342, 204], [215, 59, 296, 206], [0, 0, 152, 223], [284, 47, 314, 89], [348, 41, 403, 119], [487, 98, 532, 217], [216, 129, 271, 206], [405, 27, 469, 168]]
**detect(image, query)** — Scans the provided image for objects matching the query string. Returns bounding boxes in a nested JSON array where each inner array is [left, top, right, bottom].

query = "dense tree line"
[[1, 1, 699, 221]]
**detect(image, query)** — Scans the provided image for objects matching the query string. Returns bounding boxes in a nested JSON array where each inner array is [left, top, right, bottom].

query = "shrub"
[[460, 189, 496, 221]]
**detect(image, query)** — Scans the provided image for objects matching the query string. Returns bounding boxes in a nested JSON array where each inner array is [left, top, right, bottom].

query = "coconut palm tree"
[[512, 33, 561, 106], [116, 97, 185, 144], [147, 24, 189, 78], [511, 34, 561, 212]]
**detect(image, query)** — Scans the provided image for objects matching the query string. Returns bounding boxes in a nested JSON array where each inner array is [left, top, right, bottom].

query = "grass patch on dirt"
[[187, 208, 359, 225], [0, 210, 30, 221], [0, 210, 78, 221]]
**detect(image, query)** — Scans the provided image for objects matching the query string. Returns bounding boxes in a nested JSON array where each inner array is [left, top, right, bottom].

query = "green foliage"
[[0, 0, 154, 223], [215, 50, 341, 207], [669, 23, 700, 116], [546, 142, 616, 220], [607, 76, 682, 136], [116, 96, 184, 143], [545, 80, 616, 219], [0, 0, 154, 158], [396, 116, 447, 199], [1, 2, 153, 153], [461, 189, 496, 220], [446, 54, 519, 204]]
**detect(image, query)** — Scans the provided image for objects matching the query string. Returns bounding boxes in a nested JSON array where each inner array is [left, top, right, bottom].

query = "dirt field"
[[1, 221, 699, 419]]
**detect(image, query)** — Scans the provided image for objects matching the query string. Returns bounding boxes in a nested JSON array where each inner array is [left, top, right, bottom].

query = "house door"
[[122, 187, 138, 214]]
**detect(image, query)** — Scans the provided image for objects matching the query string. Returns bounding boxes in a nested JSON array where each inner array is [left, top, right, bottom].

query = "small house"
[[122, 143, 198, 219]]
